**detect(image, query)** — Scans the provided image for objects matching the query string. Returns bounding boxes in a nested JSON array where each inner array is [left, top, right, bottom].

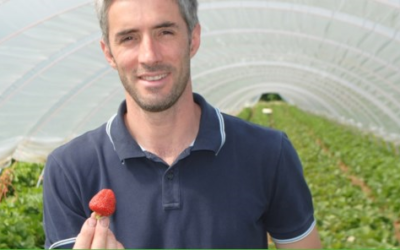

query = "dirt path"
[[315, 138, 400, 244], [315, 139, 374, 199]]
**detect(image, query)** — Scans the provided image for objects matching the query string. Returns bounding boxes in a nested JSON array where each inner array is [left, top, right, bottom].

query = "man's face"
[[102, 0, 200, 112]]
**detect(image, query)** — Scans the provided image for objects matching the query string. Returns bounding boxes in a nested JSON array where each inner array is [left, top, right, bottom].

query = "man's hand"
[[74, 213, 124, 249]]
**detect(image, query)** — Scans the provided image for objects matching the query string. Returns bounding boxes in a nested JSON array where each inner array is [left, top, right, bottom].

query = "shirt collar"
[[108, 101, 146, 161], [191, 93, 226, 154], [107, 93, 226, 162]]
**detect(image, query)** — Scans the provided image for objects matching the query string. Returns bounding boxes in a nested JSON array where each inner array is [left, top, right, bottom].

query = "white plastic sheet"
[[1, 0, 400, 167]]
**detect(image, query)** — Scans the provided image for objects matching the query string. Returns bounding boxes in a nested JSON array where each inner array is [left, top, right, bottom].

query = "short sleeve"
[[43, 154, 86, 249], [264, 133, 315, 243]]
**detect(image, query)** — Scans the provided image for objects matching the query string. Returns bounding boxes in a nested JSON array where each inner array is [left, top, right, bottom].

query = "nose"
[[138, 35, 162, 65]]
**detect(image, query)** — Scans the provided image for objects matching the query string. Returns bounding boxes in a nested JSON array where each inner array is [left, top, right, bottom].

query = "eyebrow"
[[114, 22, 180, 43], [154, 21, 179, 30]]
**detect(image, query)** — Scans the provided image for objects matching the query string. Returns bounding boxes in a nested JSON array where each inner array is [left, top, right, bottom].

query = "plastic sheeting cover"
[[1, 0, 400, 167]]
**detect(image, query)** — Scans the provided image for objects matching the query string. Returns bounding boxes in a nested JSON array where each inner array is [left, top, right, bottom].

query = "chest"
[[99, 151, 271, 248]]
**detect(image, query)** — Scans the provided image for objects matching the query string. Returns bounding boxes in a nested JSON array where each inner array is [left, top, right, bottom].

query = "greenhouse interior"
[[0, 0, 400, 249]]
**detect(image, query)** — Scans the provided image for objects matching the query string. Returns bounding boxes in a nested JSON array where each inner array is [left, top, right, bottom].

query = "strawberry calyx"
[[94, 213, 103, 220]]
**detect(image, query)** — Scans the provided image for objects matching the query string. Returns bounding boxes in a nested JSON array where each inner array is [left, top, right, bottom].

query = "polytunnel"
[[1, 0, 400, 167]]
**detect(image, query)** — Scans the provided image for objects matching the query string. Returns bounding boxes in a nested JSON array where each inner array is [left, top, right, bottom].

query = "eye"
[[120, 34, 141, 44], [160, 30, 174, 36], [121, 36, 133, 42]]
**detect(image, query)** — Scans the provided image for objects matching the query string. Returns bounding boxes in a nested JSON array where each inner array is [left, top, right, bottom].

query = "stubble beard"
[[119, 52, 191, 113]]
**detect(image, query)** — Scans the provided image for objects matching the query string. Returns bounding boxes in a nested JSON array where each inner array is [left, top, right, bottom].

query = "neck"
[[124, 89, 201, 166]]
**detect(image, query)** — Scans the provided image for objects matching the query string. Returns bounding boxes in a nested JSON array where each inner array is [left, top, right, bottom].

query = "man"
[[43, 0, 322, 248]]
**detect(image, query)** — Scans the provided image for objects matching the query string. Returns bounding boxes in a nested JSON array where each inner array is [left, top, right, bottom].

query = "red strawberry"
[[89, 189, 116, 219]]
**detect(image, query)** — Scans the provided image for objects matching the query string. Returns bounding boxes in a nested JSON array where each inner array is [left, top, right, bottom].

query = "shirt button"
[[167, 173, 174, 180]]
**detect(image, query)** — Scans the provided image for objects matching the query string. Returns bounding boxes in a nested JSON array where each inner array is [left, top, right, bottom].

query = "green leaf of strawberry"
[[89, 189, 116, 219]]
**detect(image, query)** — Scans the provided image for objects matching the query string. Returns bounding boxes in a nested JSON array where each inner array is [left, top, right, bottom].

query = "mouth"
[[138, 73, 169, 82]]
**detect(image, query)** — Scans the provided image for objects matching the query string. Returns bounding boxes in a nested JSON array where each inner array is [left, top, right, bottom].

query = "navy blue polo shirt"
[[43, 93, 315, 249]]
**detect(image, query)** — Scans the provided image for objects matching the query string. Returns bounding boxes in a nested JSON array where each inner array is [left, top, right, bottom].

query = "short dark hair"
[[94, 0, 199, 45]]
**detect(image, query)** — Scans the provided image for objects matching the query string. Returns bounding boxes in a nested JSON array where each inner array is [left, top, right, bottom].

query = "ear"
[[100, 39, 117, 69], [189, 24, 201, 58]]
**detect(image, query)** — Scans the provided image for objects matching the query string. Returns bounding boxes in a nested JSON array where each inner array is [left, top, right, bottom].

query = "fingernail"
[[87, 217, 97, 227], [100, 217, 110, 228]]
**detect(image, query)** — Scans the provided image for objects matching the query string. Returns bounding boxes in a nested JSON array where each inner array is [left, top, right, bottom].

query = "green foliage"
[[0, 162, 45, 249], [243, 101, 400, 249]]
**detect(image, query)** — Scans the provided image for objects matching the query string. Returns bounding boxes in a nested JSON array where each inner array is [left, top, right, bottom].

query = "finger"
[[117, 241, 125, 249], [106, 229, 117, 249], [91, 216, 110, 249], [73, 217, 97, 249]]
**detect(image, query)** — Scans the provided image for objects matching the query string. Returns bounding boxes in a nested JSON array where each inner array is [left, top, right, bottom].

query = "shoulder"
[[219, 113, 291, 172], [51, 124, 108, 157], [222, 113, 284, 145], [220, 113, 301, 171], [46, 123, 110, 176]]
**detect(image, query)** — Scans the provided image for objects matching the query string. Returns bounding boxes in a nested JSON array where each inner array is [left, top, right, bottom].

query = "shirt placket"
[[162, 166, 180, 210]]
